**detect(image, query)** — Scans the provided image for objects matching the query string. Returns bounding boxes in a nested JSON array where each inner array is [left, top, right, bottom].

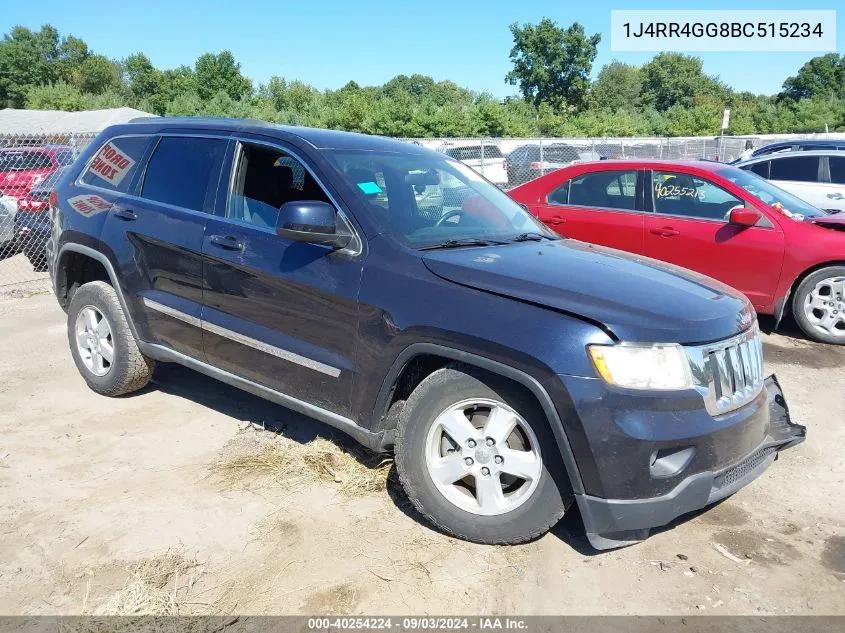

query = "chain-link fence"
[[0, 132, 95, 297], [405, 134, 845, 190], [0, 129, 842, 296]]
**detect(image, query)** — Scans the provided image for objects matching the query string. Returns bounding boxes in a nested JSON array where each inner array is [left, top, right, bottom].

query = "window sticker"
[[654, 181, 705, 201], [357, 181, 382, 195], [67, 194, 112, 216], [87, 141, 136, 187]]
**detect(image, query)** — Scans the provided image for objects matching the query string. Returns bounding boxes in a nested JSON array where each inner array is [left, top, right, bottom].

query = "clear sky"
[[2, 0, 841, 97]]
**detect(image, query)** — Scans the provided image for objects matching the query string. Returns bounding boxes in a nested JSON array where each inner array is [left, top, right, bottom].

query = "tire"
[[67, 281, 156, 395], [791, 266, 845, 345], [395, 363, 572, 544]]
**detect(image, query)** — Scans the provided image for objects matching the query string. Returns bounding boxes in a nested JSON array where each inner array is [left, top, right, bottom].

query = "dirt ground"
[[0, 292, 843, 616]]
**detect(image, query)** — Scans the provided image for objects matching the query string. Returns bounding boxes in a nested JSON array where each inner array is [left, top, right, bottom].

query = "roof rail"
[[126, 116, 275, 127]]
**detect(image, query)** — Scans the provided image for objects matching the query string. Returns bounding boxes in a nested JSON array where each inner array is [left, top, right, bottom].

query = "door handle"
[[826, 193, 844, 200], [548, 215, 566, 225], [650, 227, 679, 237], [209, 234, 244, 251], [112, 207, 137, 221]]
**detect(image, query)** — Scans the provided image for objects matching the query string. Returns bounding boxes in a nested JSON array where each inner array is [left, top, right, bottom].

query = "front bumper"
[[576, 375, 806, 550]]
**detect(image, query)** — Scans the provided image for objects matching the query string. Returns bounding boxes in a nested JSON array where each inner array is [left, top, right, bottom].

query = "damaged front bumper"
[[577, 375, 806, 550]]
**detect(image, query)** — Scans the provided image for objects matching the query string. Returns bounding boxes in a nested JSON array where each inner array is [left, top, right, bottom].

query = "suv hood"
[[422, 240, 753, 344]]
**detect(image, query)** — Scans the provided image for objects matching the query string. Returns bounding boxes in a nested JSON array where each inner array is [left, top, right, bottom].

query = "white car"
[[437, 143, 509, 186], [0, 195, 18, 251], [735, 150, 845, 213]]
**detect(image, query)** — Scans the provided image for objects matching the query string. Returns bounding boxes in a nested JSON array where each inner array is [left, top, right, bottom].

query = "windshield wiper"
[[419, 238, 507, 251], [511, 232, 556, 242]]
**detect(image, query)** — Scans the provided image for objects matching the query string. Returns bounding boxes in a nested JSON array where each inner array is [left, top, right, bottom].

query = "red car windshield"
[[717, 167, 827, 219]]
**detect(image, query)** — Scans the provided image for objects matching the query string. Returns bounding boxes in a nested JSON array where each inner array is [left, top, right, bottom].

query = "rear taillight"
[[503, 161, 508, 171], [17, 198, 48, 212], [49, 191, 58, 208]]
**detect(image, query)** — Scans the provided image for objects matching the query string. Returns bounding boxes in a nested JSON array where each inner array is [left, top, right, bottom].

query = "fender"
[[57, 243, 141, 341], [374, 342, 586, 496]]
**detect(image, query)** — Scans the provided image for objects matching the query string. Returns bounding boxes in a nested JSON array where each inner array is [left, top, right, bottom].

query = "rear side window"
[[80, 136, 149, 193], [141, 137, 227, 212], [830, 157, 845, 185], [482, 145, 503, 159], [769, 156, 819, 183], [746, 161, 770, 178], [547, 181, 570, 205], [568, 170, 639, 211]]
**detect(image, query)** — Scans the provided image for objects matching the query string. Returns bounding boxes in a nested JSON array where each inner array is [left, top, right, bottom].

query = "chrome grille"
[[686, 324, 764, 416]]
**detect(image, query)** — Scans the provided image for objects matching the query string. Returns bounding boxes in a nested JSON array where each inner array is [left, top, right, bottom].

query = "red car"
[[0, 145, 75, 199], [509, 160, 845, 345]]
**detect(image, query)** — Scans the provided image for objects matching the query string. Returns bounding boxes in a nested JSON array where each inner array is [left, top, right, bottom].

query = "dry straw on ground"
[[209, 428, 392, 496], [88, 549, 202, 617]]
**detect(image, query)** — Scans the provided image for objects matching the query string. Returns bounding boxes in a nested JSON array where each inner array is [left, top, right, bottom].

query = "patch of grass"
[[210, 431, 392, 497]]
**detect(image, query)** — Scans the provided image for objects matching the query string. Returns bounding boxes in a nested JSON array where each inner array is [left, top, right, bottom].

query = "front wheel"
[[67, 281, 156, 395], [395, 363, 571, 544], [792, 266, 845, 345]]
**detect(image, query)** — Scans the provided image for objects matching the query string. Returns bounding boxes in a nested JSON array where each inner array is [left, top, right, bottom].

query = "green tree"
[[780, 54, 845, 102], [56, 35, 90, 84], [124, 53, 162, 102], [77, 55, 121, 94], [194, 51, 251, 101], [0, 25, 61, 106], [506, 19, 600, 111], [25, 80, 85, 111], [591, 61, 641, 111], [640, 53, 729, 112]]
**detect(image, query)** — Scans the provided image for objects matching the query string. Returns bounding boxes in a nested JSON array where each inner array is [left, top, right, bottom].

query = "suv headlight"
[[588, 343, 693, 390]]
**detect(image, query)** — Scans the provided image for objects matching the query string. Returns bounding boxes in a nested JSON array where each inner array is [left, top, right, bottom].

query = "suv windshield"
[[326, 149, 555, 248], [717, 167, 827, 219]]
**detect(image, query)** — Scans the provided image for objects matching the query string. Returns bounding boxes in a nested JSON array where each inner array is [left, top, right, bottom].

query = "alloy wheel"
[[424, 398, 543, 516], [74, 305, 115, 376]]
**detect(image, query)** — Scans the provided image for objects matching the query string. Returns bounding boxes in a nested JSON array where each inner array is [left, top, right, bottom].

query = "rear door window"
[[140, 136, 228, 213], [80, 136, 150, 193], [769, 156, 820, 183], [568, 170, 639, 211]]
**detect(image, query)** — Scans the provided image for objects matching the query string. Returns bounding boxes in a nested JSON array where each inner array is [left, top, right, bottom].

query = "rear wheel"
[[395, 363, 571, 544], [792, 266, 845, 345], [67, 281, 156, 395]]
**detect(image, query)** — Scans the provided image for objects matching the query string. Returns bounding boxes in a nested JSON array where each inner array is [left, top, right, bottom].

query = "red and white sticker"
[[67, 194, 112, 216], [86, 141, 136, 186]]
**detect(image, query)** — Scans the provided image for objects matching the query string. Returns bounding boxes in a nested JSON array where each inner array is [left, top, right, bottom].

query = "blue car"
[[46, 118, 805, 549]]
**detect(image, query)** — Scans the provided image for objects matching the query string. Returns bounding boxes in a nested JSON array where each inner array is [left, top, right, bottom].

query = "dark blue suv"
[[46, 118, 805, 549]]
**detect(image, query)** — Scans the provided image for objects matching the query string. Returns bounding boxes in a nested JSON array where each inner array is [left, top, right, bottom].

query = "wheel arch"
[[373, 343, 585, 495], [56, 243, 140, 341], [775, 260, 845, 325]]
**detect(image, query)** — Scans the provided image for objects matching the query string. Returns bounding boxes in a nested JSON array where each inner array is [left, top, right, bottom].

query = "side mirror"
[[728, 206, 761, 227], [276, 201, 351, 249]]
